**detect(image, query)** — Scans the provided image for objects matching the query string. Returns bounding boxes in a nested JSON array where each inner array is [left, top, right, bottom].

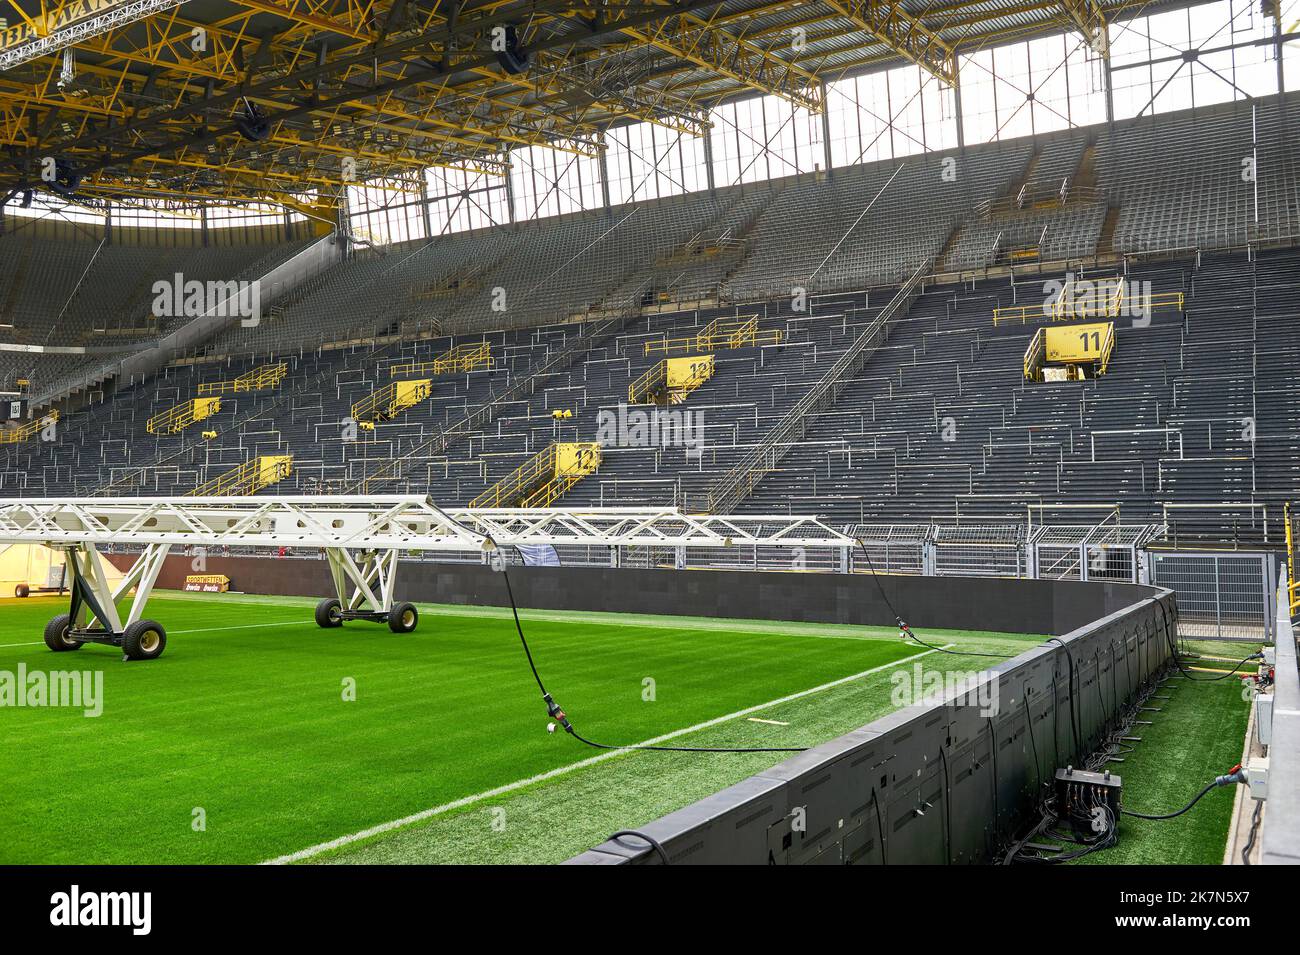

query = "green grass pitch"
[[1077, 675, 1250, 865], [0, 590, 1043, 864]]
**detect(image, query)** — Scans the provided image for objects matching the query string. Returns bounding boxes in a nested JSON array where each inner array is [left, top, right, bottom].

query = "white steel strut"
[[0, 497, 856, 657], [0, 496, 853, 549]]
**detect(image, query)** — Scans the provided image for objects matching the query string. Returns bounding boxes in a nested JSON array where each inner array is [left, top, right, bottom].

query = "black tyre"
[[122, 620, 167, 661], [15, 583, 30, 598], [43, 614, 81, 652], [315, 597, 344, 628], [387, 602, 418, 634]]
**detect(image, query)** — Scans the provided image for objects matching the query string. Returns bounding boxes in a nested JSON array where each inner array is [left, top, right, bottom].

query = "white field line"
[[169, 621, 304, 635], [262, 644, 950, 865]]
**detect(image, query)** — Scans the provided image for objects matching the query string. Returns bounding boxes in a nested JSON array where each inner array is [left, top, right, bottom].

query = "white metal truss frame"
[[0, 0, 187, 71], [0, 497, 857, 551], [326, 546, 402, 618], [0, 496, 857, 627], [60, 540, 170, 637]]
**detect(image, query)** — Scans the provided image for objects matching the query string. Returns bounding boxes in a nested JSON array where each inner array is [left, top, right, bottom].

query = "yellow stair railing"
[[351, 379, 432, 424], [146, 397, 222, 435], [995, 278, 1185, 326], [629, 354, 715, 405], [644, 315, 780, 355], [0, 410, 59, 444], [1286, 502, 1299, 616], [186, 455, 293, 497], [470, 442, 601, 509], [1023, 328, 1046, 381], [197, 362, 288, 396], [390, 341, 493, 378]]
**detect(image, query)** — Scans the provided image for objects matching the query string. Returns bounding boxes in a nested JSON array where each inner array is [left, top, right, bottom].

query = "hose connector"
[[543, 693, 574, 734], [1214, 767, 1247, 787]]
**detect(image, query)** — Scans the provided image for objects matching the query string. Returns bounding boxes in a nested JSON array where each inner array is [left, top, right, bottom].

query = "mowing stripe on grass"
[[263, 644, 949, 865]]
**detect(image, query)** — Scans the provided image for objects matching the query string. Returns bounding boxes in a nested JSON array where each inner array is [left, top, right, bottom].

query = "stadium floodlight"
[[0, 496, 856, 659]]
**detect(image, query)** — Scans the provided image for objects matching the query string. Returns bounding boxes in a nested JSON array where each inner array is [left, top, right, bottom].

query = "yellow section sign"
[[1044, 322, 1113, 363], [665, 355, 714, 388], [258, 456, 293, 485], [553, 443, 601, 477]]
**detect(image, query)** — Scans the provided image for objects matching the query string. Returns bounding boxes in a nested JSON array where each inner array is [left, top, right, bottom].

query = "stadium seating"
[[1, 97, 1297, 547], [0, 237, 313, 392]]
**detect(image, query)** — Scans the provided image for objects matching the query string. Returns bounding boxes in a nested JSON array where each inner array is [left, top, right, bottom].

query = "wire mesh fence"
[[932, 524, 1026, 578], [847, 524, 927, 575], [1149, 550, 1275, 642]]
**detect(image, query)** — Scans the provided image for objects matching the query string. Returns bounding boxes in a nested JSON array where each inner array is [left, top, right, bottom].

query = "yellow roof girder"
[[1, 21, 623, 166], [1056, 0, 1109, 53], [227, 0, 378, 42], [616, 4, 824, 113], [822, 1, 960, 87]]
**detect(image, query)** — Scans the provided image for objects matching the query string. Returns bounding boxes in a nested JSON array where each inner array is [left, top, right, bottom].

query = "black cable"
[[854, 539, 1004, 659], [494, 542, 806, 754], [986, 718, 1002, 845], [609, 829, 670, 865], [1171, 650, 1264, 682], [1240, 801, 1262, 865], [1156, 601, 1262, 683], [1121, 780, 1219, 819], [938, 744, 952, 865], [1022, 681, 1044, 794], [1121, 767, 1246, 821], [1044, 637, 1082, 762], [870, 787, 888, 865]]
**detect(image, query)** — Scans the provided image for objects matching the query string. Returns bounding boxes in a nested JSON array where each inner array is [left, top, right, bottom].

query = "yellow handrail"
[[628, 362, 668, 404], [470, 442, 601, 509], [0, 410, 59, 444], [1287, 503, 1299, 615], [1023, 327, 1045, 381], [186, 455, 292, 497], [471, 446, 557, 509], [644, 315, 780, 355], [390, 342, 492, 377], [351, 379, 432, 423], [146, 398, 221, 435], [995, 281, 1185, 327], [197, 362, 288, 396]]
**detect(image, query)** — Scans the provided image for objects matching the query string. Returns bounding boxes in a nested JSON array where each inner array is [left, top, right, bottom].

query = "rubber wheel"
[[387, 602, 419, 634], [43, 613, 81, 652], [15, 583, 29, 598], [315, 597, 344, 628], [122, 620, 167, 661]]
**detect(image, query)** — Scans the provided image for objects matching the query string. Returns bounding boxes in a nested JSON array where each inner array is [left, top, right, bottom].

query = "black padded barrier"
[[566, 588, 1178, 865], [116, 553, 1153, 638]]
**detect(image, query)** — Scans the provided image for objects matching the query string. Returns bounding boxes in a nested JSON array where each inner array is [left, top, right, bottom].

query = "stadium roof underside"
[[0, 0, 1227, 210]]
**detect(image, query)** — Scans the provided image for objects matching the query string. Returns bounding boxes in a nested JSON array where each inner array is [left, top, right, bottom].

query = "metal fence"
[[111, 519, 1279, 641], [1031, 522, 1146, 583], [1149, 550, 1277, 642]]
